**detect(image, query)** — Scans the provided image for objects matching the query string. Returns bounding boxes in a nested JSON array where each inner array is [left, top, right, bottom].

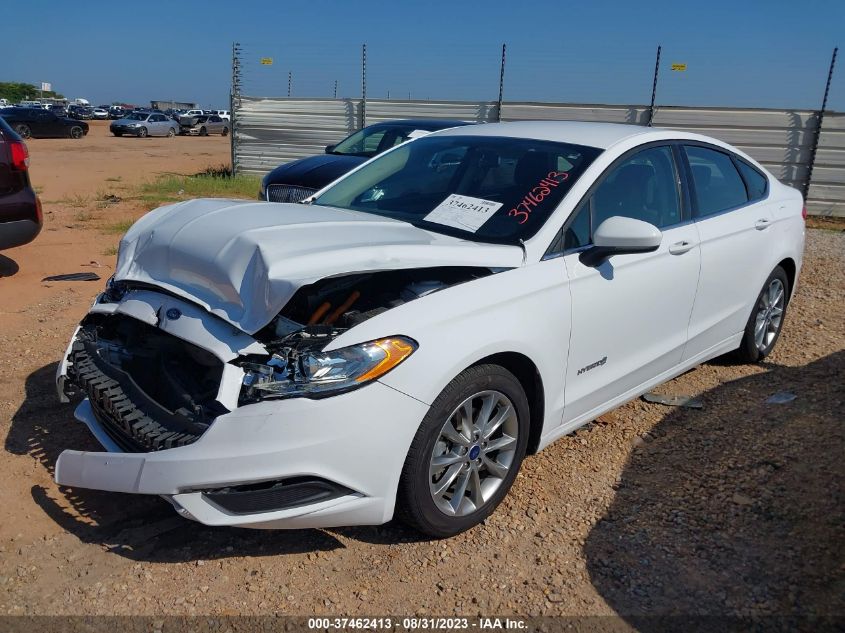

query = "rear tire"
[[15, 124, 31, 139], [735, 266, 789, 363], [221, 127, 229, 136], [396, 364, 530, 538], [167, 127, 176, 137], [138, 127, 148, 138]]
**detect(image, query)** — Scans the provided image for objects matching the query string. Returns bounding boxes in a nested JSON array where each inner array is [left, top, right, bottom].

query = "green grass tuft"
[[138, 169, 259, 210]]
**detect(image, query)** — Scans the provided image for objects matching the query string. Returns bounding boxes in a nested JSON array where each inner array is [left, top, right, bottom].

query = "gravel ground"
[[0, 228, 842, 622]]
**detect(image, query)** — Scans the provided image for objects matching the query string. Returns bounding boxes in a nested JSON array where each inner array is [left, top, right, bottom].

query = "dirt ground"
[[0, 124, 842, 623]]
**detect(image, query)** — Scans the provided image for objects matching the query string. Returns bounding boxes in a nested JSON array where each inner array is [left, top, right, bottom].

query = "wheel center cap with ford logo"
[[468, 445, 481, 460]]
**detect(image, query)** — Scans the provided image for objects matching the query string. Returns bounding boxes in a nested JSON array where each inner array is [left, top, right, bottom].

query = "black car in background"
[[259, 119, 474, 202], [0, 108, 89, 139], [68, 105, 93, 120], [0, 115, 41, 250]]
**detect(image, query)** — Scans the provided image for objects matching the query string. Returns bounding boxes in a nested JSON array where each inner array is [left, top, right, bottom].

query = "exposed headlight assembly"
[[240, 336, 417, 400]]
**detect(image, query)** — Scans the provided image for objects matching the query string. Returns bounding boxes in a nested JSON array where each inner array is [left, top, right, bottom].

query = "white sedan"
[[54, 121, 804, 537]]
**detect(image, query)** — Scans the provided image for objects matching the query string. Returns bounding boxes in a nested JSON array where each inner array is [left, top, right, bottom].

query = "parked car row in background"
[[109, 112, 229, 137]]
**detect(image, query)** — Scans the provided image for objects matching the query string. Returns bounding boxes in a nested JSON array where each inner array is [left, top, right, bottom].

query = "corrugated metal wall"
[[233, 97, 843, 216], [810, 112, 845, 217]]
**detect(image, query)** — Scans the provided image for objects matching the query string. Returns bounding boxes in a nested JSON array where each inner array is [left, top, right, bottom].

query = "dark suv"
[[259, 119, 473, 202], [0, 116, 42, 250], [0, 107, 89, 139]]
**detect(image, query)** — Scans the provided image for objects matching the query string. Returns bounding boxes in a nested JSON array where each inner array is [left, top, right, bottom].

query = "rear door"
[[680, 144, 776, 361], [559, 144, 701, 422]]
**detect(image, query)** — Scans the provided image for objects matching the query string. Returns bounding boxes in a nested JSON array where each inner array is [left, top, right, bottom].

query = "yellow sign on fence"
[[671, 63, 687, 71], [260, 58, 273, 66]]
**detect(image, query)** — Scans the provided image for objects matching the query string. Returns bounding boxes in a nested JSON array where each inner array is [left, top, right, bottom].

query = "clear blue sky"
[[4, 0, 843, 111]]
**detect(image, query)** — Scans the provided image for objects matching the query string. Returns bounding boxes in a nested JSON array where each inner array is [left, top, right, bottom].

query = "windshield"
[[314, 135, 601, 244], [126, 113, 147, 120], [331, 124, 432, 157]]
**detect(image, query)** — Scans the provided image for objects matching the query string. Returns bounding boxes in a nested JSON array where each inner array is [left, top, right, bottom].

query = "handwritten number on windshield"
[[508, 171, 570, 224]]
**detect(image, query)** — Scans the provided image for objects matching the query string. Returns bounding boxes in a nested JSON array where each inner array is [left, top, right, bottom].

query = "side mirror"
[[579, 216, 662, 267], [325, 144, 336, 154]]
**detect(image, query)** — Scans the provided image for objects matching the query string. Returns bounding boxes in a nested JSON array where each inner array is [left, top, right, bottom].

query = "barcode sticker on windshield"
[[423, 194, 502, 233]]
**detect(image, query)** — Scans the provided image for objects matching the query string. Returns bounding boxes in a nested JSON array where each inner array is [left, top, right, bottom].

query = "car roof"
[[431, 120, 664, 150]]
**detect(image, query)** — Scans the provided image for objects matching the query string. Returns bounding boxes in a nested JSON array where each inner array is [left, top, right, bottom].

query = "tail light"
[[801, 205, 808, 221], [9, 139, 29, 171]]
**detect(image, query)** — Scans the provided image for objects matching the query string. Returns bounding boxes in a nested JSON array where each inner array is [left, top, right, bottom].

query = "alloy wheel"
[[754, 277, 785, 352], [429, 390, 519, 517]]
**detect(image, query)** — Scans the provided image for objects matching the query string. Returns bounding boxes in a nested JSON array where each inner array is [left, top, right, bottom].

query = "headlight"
[[240, 336, 417, 400]]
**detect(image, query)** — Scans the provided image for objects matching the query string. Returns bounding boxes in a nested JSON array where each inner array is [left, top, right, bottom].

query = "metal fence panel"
[[807, 112, 845, 216], [233, 97, 359, 175], [232, 97, 843, 216], [365, 100, 497, 125], [500, 102, 649, 124]]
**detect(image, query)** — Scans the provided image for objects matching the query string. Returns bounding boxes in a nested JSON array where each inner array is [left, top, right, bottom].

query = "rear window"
[[685, 145, 748, 216], [736, 159, 768, 201]]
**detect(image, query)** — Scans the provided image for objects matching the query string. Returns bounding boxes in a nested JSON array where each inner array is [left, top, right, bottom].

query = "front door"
[[560, 145, 701, 423]]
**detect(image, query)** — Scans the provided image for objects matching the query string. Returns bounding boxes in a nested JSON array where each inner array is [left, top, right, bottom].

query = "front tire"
[[69, 126, 83, 139], [396, 364, 530, 538], [138, 127, 148, 138], [735, 266, 789, 363], [15, 124, 31, 139]]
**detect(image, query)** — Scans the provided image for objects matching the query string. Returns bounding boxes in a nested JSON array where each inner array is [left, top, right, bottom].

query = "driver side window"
[[562, 145, 681, 251]]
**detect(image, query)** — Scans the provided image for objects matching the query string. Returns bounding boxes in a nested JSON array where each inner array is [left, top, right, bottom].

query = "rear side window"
[[736, 160, 768, 201], [685, 146, 748, 216]]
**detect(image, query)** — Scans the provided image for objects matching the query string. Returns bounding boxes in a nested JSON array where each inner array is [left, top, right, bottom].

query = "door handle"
[[669, 240, 697, 255], [755, 218, 771, 230]]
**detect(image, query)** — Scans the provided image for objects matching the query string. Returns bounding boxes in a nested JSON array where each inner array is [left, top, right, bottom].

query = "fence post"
[[804, 47, 838, 201], [647, 45, 661, 127], [361, 43, 367, 129], [230, 41, 241, 176], [497, 43, 506, 122], [288, 72, 292, 98]]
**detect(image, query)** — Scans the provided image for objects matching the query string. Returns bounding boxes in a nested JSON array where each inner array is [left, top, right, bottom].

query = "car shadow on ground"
[[0, 253, 20, 277], [585, 350, 844, 625], [6, 362, 425, 562]]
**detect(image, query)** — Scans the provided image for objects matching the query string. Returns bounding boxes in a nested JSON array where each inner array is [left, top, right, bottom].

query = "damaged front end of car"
[[58, 266, 494, 454]]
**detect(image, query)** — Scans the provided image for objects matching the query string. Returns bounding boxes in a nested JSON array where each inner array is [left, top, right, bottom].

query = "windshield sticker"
[[424, 194, 503, 233], [405, 129, 430, 140], [508, 171, 570, 224]]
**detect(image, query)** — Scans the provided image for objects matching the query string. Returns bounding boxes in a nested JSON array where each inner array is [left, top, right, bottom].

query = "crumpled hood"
[[115, 198, 523, 334]]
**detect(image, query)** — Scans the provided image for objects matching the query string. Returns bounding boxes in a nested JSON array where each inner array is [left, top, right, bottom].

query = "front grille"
[[266, 184, 317, 203], [65, 317, 227, 453]]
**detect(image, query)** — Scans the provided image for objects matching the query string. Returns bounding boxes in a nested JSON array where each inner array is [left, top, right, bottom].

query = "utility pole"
[[288, 72, 292, 97], [497, 43, 506, 122], [648, 45, 661, 127], [804, 47, 838, 200], [334, 80, 338, 99]]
